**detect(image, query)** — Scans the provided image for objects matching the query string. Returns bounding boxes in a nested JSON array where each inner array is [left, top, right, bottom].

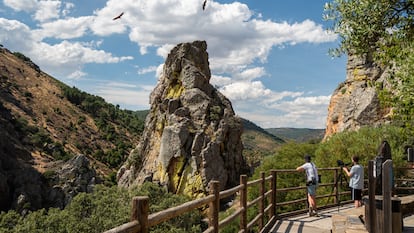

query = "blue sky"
[[0, 0, 347, 129]]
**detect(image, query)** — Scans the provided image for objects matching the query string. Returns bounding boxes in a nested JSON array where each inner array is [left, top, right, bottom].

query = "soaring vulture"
[[113, 12, 124, 20], [202, 0, 207, 10]]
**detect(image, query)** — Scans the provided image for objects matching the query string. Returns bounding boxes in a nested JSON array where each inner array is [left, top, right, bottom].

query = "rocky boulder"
[[117, 41, 248, 198], [324, 54, 392, 139], [43, 154, 99, 209]]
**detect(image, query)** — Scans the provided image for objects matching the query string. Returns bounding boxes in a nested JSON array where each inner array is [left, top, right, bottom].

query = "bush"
[[0, 184, 205, 233]]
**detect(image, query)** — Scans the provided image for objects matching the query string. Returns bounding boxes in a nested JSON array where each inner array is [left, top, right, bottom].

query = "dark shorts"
[[351, 188, 362, 201]]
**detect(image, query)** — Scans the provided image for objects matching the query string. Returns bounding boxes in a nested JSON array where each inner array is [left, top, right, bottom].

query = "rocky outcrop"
[[42, 155, 99, 209], [324, 54, 392, 139], [0, 130, 99, 214], [117, 41, 248, 198]]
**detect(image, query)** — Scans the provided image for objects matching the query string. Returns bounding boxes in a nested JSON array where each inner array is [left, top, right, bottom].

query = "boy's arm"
[[342, 166, 351, 177], [296, 166, 304, 172]]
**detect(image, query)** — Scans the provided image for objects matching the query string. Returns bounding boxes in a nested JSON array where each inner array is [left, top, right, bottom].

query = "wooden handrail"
[[148, 194, 215, 227], [105, 166, 414, 233]]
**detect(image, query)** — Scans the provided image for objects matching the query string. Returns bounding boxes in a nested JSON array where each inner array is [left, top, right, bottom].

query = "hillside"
[[265, 127, 325, 143], [241, 119, 285, 166], [0, 48, 146, 174], [0, 47, 147, 211]]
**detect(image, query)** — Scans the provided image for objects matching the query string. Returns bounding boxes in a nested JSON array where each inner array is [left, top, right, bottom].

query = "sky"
[[0, 0, 347, 129]]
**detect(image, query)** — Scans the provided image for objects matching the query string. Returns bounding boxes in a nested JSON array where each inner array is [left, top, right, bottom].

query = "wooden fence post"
[[240, 175, 248, 232], [132, 196, 149, 233], [209, 180, 220, 233], [271, 170, 277, 219], [383, 160, 392, 233], [259, 171, 265, 230], [368, 160, 376, 233]]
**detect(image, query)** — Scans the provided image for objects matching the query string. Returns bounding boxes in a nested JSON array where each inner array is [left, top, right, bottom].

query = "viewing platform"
[[105, 163, 414, 233], [269, 196, 414, 233]]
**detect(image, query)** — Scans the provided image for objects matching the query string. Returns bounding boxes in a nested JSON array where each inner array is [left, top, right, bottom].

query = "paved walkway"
[[268, 205, 353, 233], [268, 204, 414, 233]]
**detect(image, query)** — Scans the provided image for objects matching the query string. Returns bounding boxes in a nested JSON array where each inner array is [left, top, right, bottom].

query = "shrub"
[[0, 184, 205, 233]]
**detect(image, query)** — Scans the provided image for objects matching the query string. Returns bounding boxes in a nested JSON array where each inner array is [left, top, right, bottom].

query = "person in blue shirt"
[[343, 155, 364, 208]]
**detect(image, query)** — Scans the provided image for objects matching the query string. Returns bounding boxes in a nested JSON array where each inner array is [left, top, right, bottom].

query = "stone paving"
[[268, 204, 354, 233], [267, 203, 414, 233]]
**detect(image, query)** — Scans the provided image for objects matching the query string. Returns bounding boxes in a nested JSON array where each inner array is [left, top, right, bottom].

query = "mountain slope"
[[265, 128, 325, 143], [241, 119, 285, 166], [0, 47, 145, 211]]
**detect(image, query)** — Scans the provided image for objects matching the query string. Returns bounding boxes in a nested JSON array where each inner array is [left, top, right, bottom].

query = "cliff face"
[[117, 41, 248, 198], [324, 54, 392, 139]]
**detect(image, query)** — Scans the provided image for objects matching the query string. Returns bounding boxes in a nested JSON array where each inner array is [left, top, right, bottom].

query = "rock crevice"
[[118, 41, 248, 198]]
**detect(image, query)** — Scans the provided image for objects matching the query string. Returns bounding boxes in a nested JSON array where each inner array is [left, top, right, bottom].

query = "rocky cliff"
[[324, 54, 392, 139], [118, 41, 248, 198]]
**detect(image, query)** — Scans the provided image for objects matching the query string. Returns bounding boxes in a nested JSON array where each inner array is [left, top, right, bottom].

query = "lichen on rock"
[[117, 41, 248, 197], [324, 53, 393, 139]]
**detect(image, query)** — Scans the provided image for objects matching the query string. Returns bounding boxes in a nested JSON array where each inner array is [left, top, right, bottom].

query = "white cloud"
[[234, 67, 266, 81], [3, 0, 38, 12], [137, 66, 158, 75], [0, 18, 133, 79], [34, 0, 61, 22], [4, 0, 62, 22], [62, 2, 74, 16], [94, 82, 152, 109], [0, 18, 36, 52], [90, 0, 336, 76], [67, 70, 86, 80], [236, 95, 331, 129], [34, 16, 93, 40], [220, 81, 272, 100]]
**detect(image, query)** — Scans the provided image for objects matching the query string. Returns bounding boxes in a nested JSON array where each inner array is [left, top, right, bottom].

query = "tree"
[[324, 0, 414, 58], [324, 0, 414, 129]]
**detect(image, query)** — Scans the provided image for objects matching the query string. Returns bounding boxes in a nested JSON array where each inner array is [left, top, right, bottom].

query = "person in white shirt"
[[343, 155, 364, 208], [296, 154, 319, 216]]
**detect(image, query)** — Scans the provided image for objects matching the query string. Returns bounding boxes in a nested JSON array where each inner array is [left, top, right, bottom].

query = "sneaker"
[[312, 211, 319, 217]]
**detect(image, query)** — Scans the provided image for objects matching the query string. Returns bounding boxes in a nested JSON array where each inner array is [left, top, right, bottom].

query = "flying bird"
[[113, 12, 124, 20], [202, 0, 207, 11]]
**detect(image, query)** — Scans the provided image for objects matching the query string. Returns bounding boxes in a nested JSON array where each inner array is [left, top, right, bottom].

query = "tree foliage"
[[249, 125, 413, 216], [0, 183, 205, 233], [60, 85, 146, 168], [324, 0, 414, 57], [324, 0, 414, 129]]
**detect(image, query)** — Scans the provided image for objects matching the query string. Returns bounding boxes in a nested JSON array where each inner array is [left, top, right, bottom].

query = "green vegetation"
[[13, 52, 32, 63], [243, 125, 413, 220], [265, 127, 323, 143], [12, 117, 71, 161], [324, 0, 414, 131], [0, 183, 205, 233], [60, 85, 145, 168], [12, 52, 40, 71]]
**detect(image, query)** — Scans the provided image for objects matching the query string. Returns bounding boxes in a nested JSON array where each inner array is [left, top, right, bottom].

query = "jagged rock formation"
[[117, 41, 248, 198], [42, 155, 99, 209], [324, 54, 392, 139]]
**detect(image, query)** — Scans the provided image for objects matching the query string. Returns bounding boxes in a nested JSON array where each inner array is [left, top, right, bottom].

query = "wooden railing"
[[104, 166, 414, 233]]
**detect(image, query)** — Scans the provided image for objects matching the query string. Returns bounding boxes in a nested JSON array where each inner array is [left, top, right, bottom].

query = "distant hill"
[[241, 119, 285, 166], [265, 128, 325, 143]]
